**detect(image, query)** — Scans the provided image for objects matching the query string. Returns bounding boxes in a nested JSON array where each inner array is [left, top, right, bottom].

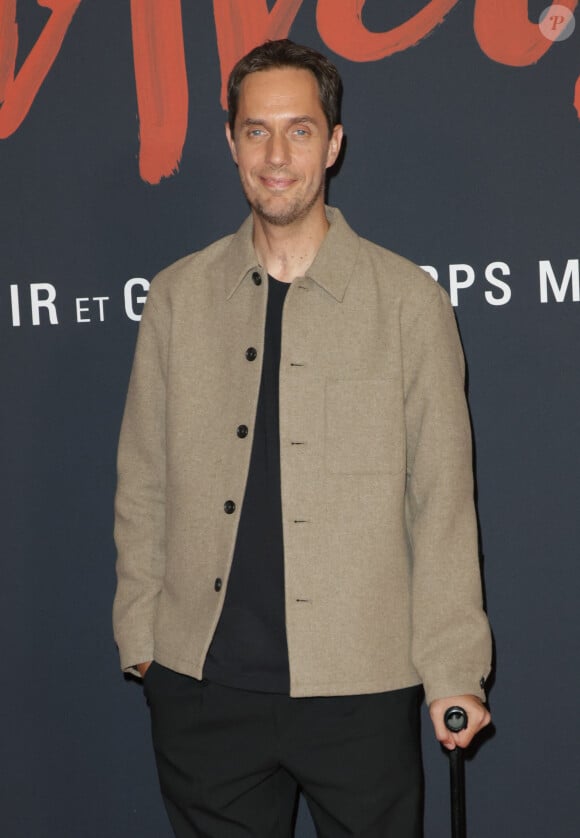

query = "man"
[[114, 39, 492, 837]]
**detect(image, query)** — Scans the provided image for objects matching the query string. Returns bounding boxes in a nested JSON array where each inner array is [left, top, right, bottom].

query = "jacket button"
[[245, 347, 257, 361], [224, 500, 236, 514], [214, 577, 222, 592], [237, 424, 248, 438], [251, 271, 262, 286]]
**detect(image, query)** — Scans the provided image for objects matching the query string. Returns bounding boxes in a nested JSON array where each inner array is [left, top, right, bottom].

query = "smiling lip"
[[260, 176, 296, 189]]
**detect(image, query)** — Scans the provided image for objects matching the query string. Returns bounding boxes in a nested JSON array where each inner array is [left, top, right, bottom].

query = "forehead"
[[236, 67, 323, 121]]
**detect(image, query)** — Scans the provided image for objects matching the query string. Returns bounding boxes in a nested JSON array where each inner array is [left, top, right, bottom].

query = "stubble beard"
[[242, 174, 325, 227]]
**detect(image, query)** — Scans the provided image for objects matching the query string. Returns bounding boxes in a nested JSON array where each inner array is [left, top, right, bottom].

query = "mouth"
[[259, 176, 296, 190]]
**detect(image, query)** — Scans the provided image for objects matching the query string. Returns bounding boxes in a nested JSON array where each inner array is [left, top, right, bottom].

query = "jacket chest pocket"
[[324, 379, 404, 475]]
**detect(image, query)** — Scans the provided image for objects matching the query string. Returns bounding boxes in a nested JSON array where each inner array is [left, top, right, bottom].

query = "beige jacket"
[[113, 207, 492, 704]]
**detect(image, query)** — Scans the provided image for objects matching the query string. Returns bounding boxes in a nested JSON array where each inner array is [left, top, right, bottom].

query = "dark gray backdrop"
[[1, 1, 579, 836]]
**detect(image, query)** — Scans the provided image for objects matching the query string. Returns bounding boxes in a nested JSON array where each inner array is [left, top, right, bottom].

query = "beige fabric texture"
[[113, 207, 492, 704]]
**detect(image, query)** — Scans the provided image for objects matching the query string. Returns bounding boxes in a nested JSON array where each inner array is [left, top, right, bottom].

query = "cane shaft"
[[449, 747, 466, 838]]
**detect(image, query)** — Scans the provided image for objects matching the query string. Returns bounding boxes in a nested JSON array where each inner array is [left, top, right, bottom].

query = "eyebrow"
[[241, 116, 318, 128]]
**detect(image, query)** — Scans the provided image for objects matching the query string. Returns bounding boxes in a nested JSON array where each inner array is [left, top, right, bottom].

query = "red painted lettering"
[[474, 0, 577, 65], [0, 0, 81, 139], [316, 0, 460, 61], [213, 0, 304, 109], [1, 0, 578, 183], [130, 0, 188, 184]]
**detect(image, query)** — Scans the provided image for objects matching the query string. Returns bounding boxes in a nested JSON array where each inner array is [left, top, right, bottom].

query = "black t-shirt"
[[203, 275, 290, 693]]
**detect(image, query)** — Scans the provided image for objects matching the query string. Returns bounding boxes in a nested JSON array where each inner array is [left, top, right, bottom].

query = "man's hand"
[[429, 695, 491, 750], [136, 661, 153, 678]]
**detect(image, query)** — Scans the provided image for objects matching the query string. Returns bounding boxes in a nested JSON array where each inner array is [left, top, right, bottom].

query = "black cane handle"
[[444, 706, 468, 734]]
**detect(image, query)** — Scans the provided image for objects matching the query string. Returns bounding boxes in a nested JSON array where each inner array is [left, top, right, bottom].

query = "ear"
[[225, 122, 238, 164], [325, 124, 343, 169]]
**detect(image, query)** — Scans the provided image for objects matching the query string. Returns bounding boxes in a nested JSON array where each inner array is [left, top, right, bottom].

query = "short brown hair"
[[227, 39, 342, 136]]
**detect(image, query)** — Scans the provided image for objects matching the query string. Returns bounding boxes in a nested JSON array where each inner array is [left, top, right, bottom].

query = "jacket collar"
[[223, 206, 360, 302]]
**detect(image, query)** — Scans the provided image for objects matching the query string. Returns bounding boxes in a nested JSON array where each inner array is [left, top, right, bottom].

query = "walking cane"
[[443, 706, 468, 838]]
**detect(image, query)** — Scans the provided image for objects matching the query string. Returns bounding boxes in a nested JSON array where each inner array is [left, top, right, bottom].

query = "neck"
[[252, 205, 329, 283]]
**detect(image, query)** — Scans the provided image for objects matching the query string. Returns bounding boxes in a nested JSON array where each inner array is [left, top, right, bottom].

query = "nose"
[[266, 131, 290, 168]]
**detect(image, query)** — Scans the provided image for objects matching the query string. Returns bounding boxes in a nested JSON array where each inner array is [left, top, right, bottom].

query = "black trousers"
[[144, 662, 423, 837]]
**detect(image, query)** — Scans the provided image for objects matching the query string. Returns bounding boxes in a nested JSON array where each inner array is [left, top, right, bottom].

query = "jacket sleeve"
[[112, 281, 169, 676], [402, 281, 492, 705]]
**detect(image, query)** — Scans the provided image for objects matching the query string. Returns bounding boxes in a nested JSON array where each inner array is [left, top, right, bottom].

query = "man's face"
[[226, 67, 343, 227]]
